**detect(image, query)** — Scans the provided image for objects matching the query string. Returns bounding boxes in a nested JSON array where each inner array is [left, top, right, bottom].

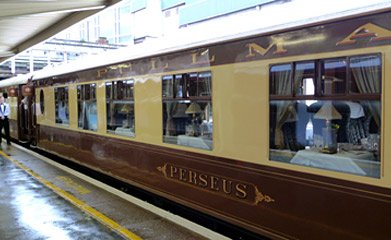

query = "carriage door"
[[18, 85, 35, 142]]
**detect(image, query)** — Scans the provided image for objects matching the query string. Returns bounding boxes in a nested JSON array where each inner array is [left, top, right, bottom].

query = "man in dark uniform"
[[0, 95, 11, 150]]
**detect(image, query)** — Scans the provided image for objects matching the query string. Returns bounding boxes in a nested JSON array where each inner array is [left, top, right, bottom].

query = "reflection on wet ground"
[[0, 156, 123, 240]]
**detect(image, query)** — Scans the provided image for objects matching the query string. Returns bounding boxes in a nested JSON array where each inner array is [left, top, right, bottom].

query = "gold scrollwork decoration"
[[157, 163, 168, 178], [254, 186, 275, 205]]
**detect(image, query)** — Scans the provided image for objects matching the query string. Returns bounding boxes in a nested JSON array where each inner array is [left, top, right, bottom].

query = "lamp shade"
[[173, 104, 188, 118], [185, 102, 202, 114], [8, 87, 18, 97], [120, 104, 132, 114], [22, 85, 34, 96], [314, 101, 342, 120]]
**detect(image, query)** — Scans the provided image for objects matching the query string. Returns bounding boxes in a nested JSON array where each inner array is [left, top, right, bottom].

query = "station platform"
[[0, 144, 229, 240]]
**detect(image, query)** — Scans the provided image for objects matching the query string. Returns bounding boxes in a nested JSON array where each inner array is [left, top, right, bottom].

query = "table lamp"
[[314, 101, 342, 153], [120, 104, 133, 128], [185, 102, 202, 136]]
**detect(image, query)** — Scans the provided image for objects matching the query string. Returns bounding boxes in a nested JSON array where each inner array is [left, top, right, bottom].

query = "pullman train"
[[1, 6, 391, 240]]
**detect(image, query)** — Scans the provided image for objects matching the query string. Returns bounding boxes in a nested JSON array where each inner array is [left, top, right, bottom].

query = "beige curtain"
[[165, 102, 176, 136], [273, 68, 294, 148], [351, 55, 381, 127], [293, 68, 305, 96]]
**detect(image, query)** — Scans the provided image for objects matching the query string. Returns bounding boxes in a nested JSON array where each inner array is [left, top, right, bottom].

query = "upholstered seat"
[[347, 104, 379, 144]]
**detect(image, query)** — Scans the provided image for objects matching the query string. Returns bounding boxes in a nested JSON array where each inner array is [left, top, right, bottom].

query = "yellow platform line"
[[0, 151, 142, 240]]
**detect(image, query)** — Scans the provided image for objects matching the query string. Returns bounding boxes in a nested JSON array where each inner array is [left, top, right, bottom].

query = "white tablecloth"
[[290, 149, 376, 175], [177, 135, 212, 150]]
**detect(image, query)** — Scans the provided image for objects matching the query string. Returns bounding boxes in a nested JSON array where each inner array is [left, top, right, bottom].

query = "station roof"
[[0, 0, 121, 64]]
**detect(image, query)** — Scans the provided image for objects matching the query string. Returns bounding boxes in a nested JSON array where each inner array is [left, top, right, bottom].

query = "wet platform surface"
[[0, 145, 228, 240]]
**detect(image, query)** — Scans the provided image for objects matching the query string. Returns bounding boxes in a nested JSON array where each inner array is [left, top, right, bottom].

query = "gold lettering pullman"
[[337, 23, 391, 46], [246, 42, 287, 58], [191, 49, 215, 65]]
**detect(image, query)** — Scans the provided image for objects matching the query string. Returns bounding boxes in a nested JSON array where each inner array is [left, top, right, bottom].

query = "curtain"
[[273, 67, 293, 148], [165, 102, 176, 136], [293, 68, 305, 96], [87, 102, 97, 131], [205, 76, 211, 96], [197, 72, 211, 96], [351, 55, 381, 128], [79, 101, 87, 129]]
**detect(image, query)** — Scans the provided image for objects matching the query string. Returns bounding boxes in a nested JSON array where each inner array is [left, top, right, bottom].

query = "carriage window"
[[77, 83, 97, 131], [321, 58, 347, 95], [106, 80, 135, 137], [162, 71, 213, 150], [270, 64, 292, 96], [55, 87, 69, 125], [162, 76, 174, 98], [350, 55, 381, 94], [294, 62, 315, 96], [269, 54, 381, 178]]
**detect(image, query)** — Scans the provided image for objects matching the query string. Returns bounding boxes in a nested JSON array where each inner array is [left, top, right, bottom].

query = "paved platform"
[[0, 144, 229, 240]]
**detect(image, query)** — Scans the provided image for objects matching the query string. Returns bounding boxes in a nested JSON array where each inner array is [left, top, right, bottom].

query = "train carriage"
[[1, 7, 391, 240]]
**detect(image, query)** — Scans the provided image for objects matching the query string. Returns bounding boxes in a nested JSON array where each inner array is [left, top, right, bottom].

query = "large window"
[[77, 84, 97, 131], [269, 54, 381, 178], [162, 71, 213, 150], [106, 80, 135, 137], [55, 87, 69, 125]]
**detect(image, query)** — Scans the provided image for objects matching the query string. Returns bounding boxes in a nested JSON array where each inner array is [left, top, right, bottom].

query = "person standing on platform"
[[0, 96, 11, 150]]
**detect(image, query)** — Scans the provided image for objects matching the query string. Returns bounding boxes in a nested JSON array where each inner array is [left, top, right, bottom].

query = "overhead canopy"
[[0, 0, 121, 64]]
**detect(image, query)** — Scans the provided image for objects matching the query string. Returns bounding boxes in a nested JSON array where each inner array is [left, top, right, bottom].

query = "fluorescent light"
[[39, 5, 106, 15], [0, 51, 15, 58]]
